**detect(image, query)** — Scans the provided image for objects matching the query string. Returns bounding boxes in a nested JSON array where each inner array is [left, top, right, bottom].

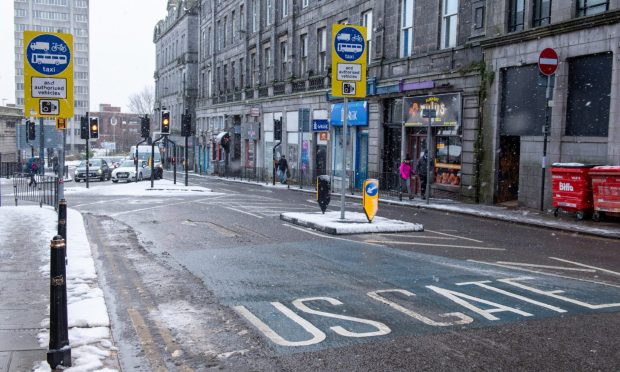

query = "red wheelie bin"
[[589, 166, 620, 222], [551, 164, 595, 220]]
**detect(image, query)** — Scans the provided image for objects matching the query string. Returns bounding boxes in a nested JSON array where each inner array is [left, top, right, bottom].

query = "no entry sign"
[[538, 48, 558, 76]]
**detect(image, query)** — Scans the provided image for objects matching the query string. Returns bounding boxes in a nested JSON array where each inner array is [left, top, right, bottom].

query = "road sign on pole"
[[538, 48, 558, 76], [23, 31, 74, 119], [331, 24, 367, 98]]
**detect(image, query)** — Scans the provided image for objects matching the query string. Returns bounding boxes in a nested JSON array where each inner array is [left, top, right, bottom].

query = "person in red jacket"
[[399, 155, 414, 199]]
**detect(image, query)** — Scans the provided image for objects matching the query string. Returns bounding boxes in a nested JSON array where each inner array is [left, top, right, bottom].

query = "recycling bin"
[[589, 166, 620, 222], [551, 163, 595, 220]]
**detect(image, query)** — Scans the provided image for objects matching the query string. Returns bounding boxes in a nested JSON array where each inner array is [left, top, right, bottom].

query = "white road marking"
[[364, 240, 505, 251], [223, 206, 264, 218], [468, 259, 620, 289], [549, 257, 620, 277], [282, 223, 383, 246], [424, 229, 483, 243], [373, 233, 456, 240], [72, 199, 119, 208], [494, 261, 596, 273], [233, 303, 326, 347], [110, 198, 212, 216], [456, 280, 567, 313]]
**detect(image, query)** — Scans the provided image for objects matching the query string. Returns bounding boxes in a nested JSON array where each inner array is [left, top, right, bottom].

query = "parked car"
[[74, 158, 111, 182], [111, 160, 151, 183]]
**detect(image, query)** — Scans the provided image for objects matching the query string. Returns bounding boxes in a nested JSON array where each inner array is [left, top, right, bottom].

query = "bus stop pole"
[[340, 98, 348, 220]]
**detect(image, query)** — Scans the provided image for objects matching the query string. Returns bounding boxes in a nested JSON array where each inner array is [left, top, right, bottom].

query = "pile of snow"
[[64, 178, 220, 197], [281, 211, 424, 235]]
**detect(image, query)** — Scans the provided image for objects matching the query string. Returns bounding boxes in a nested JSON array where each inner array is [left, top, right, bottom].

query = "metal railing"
[[292, 80, 307, 93], [0, 162, 20, 178], [308, 76, 325, 90], [273, 83, 286, 96], [12, 172, 59, 209]]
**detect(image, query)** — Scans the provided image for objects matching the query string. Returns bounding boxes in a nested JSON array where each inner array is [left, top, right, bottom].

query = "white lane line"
[[364, 240, 505, 251], [224, 206, 264, 218], [468, 259, 620, 289], [373, 233, 456, 240], [549, 257, 620, 277], [495, 261, 596, 273], [282, 223, 382, 246], [72, 199, 118, 208], [424, 229, 483, 243], [110, 198, 211, 216]]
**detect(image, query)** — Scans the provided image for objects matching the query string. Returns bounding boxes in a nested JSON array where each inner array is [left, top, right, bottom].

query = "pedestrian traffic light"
[[80, 116, 89, 139], [89, 117, 99, 139], [141, 116, 150, 138], [161, 110, 170, 134], [181, 113, 191, 137], [274, 118, 282, 141], [27, 120, 36, 141]]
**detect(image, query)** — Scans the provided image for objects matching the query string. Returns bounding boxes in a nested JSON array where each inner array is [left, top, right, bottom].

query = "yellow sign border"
[[23, 31, 74, 119], [331, 24, 367, 98]]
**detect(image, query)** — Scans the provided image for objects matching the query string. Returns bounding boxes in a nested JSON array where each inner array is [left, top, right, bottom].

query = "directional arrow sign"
[[538, 48, 558, 76]]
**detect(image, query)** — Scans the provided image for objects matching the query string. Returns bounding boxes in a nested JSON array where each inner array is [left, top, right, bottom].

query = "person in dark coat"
[[278, 155, 289, 184], [416, 151, 431, 198]]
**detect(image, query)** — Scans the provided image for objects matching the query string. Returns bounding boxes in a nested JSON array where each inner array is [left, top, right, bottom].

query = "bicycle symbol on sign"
[[51, 43, 67, 52]]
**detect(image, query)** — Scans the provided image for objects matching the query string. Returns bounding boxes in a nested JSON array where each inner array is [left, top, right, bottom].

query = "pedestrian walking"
[[278, 155, 289, 184], [416, 151, 431, 199], [28, 159, 38, 187], [399, 155, 414, 199]]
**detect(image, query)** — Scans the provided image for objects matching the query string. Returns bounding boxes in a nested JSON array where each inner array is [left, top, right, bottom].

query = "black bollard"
[[47, 235, 71, 368], [58, 199, 67, 262]]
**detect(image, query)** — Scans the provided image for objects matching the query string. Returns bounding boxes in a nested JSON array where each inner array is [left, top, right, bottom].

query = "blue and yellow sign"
[[362, 178, 379, 222], [331, 24, 367, 98], [24, 31, 74, 119]]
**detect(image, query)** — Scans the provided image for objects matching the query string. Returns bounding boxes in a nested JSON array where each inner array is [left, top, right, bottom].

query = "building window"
[[240, 5, 245, 37], [282, 0, 288, 18], [208, 26, 212, 54], [566, 53, 612, 137], [300, 34, 308, 75], [400, 0, 413, 57], [317, 28, 326, 72], [252, 0, 259, 33], [239, 58, 244, 88], [75, 0, 87, 8], [267, 0, 272, 25], [207, 70, 212, 96], [264, 46, 271, 82], [362, 10, 373, 63], [577, 0, 609, 17], [500, 65, 546, 136], [223, 17, 228, 46], [280, 41, 287, 80], [508, 0, 525, 32], [75, 14, 87, 22], [231, 61, 236, 90], [224, 64, 228, 92], [441, 0, 458, 48], [251, 51, 257, 86], [302, 0, 309, 8], [532, 0, 551, 26], [15, 9, 27, 17], [232, 11, 236, 40]]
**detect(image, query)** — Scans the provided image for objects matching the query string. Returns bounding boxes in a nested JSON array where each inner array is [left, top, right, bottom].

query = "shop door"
[[383, 126, 401, 190], [497, 136, 520, 203], [355, 131, 368, 188]]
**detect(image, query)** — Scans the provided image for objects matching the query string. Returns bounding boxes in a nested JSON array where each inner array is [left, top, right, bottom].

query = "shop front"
[[331, 100, 368, 189], [403, 93, 462, 195]]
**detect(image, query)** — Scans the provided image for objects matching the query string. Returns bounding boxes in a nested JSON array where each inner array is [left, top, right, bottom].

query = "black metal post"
[[47, 235, 71, 368], [540, 74, 552, 211], [85, 136, 89, 189], [58, 199, 66, 255], [167, 138, 177, 185], [272, 142, 281, 186], [184, 135, 189, 186], [39, 118, 45, 176]]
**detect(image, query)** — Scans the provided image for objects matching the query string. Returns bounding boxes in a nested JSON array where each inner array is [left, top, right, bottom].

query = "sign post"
[[538, 48, 558, 211], [331, 24, 367, 220]]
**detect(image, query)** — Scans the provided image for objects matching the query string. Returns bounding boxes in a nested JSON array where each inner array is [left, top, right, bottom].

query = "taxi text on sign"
[[23, 31, 74, 119], [362, 179, 379, 222], [331, 24, 367, 98]]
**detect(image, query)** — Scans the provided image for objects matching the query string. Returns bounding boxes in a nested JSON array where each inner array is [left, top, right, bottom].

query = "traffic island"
[[281, 211, 423, 235]]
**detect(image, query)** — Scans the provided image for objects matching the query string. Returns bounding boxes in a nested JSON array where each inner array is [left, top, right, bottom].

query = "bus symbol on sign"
[[26, 34, 71, 75], [334, 27, 365, 62]]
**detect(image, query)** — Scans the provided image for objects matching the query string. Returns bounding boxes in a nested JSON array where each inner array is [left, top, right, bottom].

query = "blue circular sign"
[[26, 34, 71, 75], [334, 27, 365, 62], [365, 182, 378, 197]]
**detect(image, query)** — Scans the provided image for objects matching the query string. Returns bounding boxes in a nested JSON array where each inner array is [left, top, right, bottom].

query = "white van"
[[129, 145, 164, 179]]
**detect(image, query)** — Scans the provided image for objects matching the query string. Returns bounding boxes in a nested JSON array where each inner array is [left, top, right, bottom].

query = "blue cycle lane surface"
[[176, 237, 620, 354]]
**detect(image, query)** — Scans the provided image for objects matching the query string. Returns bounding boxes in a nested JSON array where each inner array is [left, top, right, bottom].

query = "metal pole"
[[185, 135, 189, 186], [174, 145, 177, 184], [426, 117, 432, 204], [85, 137, 89, 189], [39, 118, 45, 176], [47, 235, 71, 368], [58, 128, 65, 201], [58, 199, 66, 260], [340, 98, 348, 219], [151, 140, 156, 188], [540, 74, 552, 211]]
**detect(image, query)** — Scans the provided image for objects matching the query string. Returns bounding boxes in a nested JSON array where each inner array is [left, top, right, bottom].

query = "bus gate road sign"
[[331, 24, 367, 98], [24, 31, 74, 119]]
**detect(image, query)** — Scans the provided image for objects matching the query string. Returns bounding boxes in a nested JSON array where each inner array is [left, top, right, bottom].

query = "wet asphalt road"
[[66, 173, 620, 371]]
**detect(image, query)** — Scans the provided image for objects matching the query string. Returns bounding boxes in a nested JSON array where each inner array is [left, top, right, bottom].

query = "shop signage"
[[330, 101, 368, 126], [404, 93, 461, 127], [312, 119, 329, 132]]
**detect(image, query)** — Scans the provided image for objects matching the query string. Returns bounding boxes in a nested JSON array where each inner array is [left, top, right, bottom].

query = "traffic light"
[[141, 116, 150, 138], [80, 116, 89, 139], [89, 117, 99, 139], [181, 113, 191, 137], [27, 120, 36, 141], [161, 110, 170, 134], [274, 118, 282, 141]]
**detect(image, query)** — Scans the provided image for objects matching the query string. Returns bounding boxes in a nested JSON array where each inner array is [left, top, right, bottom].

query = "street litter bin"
[[551, 163, 595, 220], [589, 166, 620, 222]]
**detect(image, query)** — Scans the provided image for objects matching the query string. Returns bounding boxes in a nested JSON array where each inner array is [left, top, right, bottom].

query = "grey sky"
[[0, 0, 168, 112]]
